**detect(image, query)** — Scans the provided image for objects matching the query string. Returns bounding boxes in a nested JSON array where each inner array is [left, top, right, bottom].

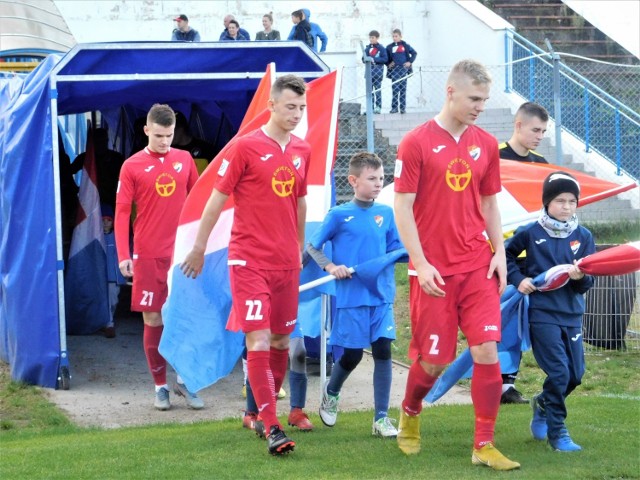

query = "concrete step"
[[337, 107, 636, 220]]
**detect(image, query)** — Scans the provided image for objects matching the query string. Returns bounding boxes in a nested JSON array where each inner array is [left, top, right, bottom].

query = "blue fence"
[[505, 30, 640, 180]]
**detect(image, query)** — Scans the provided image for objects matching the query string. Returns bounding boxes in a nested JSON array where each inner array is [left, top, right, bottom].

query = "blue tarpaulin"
[[0, 41, 328, 388]]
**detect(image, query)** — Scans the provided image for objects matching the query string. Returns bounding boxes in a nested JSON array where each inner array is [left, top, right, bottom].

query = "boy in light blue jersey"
[[308, 152, 403, 438]]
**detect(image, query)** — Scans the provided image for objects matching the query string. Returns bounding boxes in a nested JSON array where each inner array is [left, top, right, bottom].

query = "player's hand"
[[180, 249, 205, 279], [568, 260, 585, 281], [416, 264, 445, 297], [388, 61, 396, 68], [517, 278, 536, 295], [403, 62, 411, 69], [326, 263, 352, 280], [487, 251, 507, 295], [119, 259, 133, 278]]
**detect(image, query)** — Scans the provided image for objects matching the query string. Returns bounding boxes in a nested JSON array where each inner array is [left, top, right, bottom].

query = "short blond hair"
[[448, 59, 492, 86]]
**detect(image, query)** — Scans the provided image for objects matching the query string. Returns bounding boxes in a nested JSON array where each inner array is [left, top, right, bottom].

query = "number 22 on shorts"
[[245, 300, 264, 320]]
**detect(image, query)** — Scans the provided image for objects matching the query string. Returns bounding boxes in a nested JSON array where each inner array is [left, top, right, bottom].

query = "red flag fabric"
[[499, 160, 637, 231], [579, 242, 640, 276]]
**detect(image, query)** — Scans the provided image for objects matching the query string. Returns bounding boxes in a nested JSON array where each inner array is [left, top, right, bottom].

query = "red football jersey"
[[215, 128, 310, 270], [394, 120, 501, 276], [115, 147, 198, 262]]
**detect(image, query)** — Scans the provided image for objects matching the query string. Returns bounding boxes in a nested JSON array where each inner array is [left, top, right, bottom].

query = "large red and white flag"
[[498, 160, 636, 232], [379, 160, 637, 232], [160, 66, 342, 392]]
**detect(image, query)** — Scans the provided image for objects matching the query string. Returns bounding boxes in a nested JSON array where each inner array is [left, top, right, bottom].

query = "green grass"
[[1, 399, 638, 479], [584, 220, 640, 245], [1, 220, 638, 479]]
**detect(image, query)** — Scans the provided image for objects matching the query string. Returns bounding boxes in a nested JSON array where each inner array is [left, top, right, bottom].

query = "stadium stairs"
[[335, 105, 636, 223]]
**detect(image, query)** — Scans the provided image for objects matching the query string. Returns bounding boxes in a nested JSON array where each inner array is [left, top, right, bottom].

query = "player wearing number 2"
[[181, 75, 310, 456], [115, 104, 201, 411], [393, 60, 519, 470]]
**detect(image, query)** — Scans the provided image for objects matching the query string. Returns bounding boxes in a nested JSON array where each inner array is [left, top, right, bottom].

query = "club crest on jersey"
[[172, 161, 183, 173], [446, 158, 472, 192], [218, 159, 229, 176], [155, 173, 177, 197], [272, 165, 295, 197], [468, 145, 481, 161], [374, 215, 383, 227], [570, 240, 581, 255], [292, 155, 302, 170]]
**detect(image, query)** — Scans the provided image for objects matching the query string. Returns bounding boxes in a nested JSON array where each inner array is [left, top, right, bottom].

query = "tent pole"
[[49, 79, 71, 390]]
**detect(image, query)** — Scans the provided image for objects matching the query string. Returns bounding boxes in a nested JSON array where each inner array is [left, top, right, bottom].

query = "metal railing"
[[506, 29, 640, 179]]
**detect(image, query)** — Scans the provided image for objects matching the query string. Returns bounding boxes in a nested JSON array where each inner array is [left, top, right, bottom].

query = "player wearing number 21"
[[115, 104, 201, 411]]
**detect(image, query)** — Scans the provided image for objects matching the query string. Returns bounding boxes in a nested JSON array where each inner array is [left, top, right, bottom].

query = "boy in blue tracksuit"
[[505, 171, 595, 452], [363, 30, 389, 114], [385, 29, 417, 114], [308, 152, 404, 438]]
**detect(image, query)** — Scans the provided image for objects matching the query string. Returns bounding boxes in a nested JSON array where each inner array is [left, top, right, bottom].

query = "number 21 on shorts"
[[140, 290, 154, 306]]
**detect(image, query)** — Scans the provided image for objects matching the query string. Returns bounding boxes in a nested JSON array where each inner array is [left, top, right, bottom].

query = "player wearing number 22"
[[180, 75, 310, 456]]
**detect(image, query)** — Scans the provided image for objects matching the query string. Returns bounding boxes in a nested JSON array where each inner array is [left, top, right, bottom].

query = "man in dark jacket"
[[171, 14, 201, 42]]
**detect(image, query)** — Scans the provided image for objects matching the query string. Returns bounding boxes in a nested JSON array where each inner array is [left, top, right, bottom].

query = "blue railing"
[[505, 30, 640, 180]]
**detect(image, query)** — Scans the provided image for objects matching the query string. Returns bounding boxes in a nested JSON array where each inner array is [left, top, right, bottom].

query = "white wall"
[[53, 0, 512, 112], [54, 1, 509, 63]]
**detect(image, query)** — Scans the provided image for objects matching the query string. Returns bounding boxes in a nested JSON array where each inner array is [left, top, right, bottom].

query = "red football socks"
[[402, 361, 438, 416], [247, 350, 280, 429], [270, 347, 289, 395], [143, 324, 166, 386], [471, 362, 501, 449]]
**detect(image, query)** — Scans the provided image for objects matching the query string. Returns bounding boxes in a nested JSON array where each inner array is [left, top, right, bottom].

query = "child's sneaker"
[[319, 380, 339, 427], [287, 408, 314, 431], [372, 417, 398, 438], [549, 430, 582, 452], [530, 394, 548, 440], [277, 387, 287, 400], [243, 412, 257, 430], [472, 443, 521, 471], [174, 382, 204, 410]]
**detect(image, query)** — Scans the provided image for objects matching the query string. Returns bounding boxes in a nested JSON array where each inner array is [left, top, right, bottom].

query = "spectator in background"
[[220, 14, 251, 41], [101, 203, 126, 339], [220, 19, 249, 41], [256, 12, 280, 40], [363, 30, 388, 114], [386, 29, 417, 114], [290, 10, 314, 48], [171, 14, 201, 42], [287, 8, 327, 52]]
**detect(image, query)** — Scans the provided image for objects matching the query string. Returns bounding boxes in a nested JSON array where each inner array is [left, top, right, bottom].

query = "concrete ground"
[[45, 313, 471, 429]]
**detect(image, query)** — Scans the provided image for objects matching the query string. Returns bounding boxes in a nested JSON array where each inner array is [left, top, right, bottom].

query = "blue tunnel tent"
[[0, 41, 329, 388]]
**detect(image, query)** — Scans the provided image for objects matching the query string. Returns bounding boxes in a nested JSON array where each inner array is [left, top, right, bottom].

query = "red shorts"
[[228, 265, 299, 335], [408, 266, 501, 365], [130, 256, 171, 312]]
